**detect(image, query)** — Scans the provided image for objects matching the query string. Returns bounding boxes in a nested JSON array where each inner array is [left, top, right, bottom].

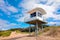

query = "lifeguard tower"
[[24, 7, 46, 36]]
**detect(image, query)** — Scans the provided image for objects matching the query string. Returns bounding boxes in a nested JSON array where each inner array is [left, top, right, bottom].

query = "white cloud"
[[12, 14, 23, 19], [55, 0, 60, 2], [7, 6, 18, 13], [0, 19, 9, 30], [0, 0, 11, 15], [48, 22, 56, 25], [0, 0, 18, 15], [46, 0, 54, 5], [17, 13, 30, 22], [53, 14, 60, 20], [48, 22, 60, 26], [0, 19, 19, 30]]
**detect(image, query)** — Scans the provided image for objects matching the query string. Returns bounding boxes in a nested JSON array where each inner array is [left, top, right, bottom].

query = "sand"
[[0, 31, 60, 40]]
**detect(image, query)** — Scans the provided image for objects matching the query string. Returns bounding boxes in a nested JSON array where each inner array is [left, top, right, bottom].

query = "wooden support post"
[[42, 25, 43, 30], [35, 22, 38, 40], [36, 22, 38, 36], [29, 24, 31, 35], [35, 22, 38, 36]]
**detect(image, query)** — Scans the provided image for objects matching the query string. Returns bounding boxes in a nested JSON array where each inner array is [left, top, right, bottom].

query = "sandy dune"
[[0, 31, 60, 40]]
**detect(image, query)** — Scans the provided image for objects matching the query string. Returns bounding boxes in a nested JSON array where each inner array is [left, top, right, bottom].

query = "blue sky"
[[0, 0, 60, 30]]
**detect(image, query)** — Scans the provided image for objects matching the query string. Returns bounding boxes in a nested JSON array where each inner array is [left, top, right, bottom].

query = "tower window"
[[30, 12, 36, 17], [38, 12, 42, 17]]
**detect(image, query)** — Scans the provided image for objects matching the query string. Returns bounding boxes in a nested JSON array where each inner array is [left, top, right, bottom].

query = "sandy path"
[[0, 32, 36, 40], [1, 35, 60, 40]]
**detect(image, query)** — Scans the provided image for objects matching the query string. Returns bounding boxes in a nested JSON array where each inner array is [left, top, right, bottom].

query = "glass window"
[[30, 12, 36, 17], [38, 12, 42, 17]]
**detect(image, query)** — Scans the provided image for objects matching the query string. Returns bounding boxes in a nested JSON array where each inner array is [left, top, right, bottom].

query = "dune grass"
[[0, 30, 29, 37], [0, 30, 11, 37], [0, 26, 60, 37]]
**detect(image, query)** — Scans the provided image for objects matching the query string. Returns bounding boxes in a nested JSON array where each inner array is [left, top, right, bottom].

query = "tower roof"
[[28, 7, 46, 15]]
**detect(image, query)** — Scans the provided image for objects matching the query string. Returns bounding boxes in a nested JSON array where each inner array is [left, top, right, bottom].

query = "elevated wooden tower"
[[24, 7, 46, 36]]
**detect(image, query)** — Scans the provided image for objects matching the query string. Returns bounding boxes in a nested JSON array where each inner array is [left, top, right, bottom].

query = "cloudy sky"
[[0, 0, 60, 30]]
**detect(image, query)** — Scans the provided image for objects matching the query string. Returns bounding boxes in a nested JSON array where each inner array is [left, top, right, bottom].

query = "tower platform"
[[24, 17, 46, 25]]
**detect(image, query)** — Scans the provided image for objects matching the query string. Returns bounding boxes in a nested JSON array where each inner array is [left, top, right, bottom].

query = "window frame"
[[30, 12, 36, 18], [37, 11, 42, 17]]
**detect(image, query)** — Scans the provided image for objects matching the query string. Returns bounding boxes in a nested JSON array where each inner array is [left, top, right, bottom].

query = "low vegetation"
[[0, 30, 11, 37], [0, 26, 60, 37]]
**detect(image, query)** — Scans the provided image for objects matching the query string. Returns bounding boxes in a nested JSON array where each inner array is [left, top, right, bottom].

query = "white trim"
[[25, 16, 45, 22], [36, 11, 38, 17]]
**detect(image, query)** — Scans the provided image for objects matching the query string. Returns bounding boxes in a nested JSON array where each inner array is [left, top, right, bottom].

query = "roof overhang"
[[27, 7, 46, 15]]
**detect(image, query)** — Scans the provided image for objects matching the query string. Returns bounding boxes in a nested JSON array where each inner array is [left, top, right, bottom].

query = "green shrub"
[[0, 31, 11, 37], [16, 30, 21, 33]]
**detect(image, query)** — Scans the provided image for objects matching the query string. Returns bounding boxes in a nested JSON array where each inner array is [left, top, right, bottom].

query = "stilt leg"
[[35, 22, 38, 40], [42, 25, 43, 30], [29, 24, 31, 36], [36, 22, 38, 36]]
